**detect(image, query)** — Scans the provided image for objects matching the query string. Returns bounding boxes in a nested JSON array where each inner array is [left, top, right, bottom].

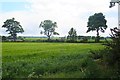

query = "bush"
[[89, 27, 120, 78], [105, 28, 120, 65], [80, 37, 88, 43]]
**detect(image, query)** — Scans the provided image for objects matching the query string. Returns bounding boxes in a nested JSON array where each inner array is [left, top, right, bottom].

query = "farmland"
[[2, 42, 105, 78]]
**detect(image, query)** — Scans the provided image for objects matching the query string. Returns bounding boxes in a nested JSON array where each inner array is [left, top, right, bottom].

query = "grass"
[[2, 42, 104, 78], [24, 37, 47, 41]]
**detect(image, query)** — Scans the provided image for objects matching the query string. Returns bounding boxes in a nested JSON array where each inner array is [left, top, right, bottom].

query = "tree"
[[2, 18, 24, 41], [67, 27, 77, 42], [86, 13, 107, 42], [2, 36, 7, 41], [39, 20, 59, 41]]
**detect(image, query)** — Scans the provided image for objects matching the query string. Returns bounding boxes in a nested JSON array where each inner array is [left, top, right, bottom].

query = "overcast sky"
[[0, 0, 118, 37]]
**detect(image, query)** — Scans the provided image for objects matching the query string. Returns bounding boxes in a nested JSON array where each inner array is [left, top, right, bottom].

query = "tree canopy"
[[67, 27, 77, 42], [86, 13, 107, 42], [39, 20, 59, 41], [2, 18, 24, 41]]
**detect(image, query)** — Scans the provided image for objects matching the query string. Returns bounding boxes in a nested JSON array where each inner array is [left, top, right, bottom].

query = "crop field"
[[2, 42, 105, 78]]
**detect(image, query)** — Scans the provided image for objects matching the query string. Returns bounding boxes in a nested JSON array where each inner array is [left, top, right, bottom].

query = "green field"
[[2, 42, 105, 78]]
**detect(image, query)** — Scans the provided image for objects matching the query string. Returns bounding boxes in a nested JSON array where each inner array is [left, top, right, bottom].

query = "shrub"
[[89, 27, 120, 78], [105, 27, 120, 65], [80, 37, 88, 43]]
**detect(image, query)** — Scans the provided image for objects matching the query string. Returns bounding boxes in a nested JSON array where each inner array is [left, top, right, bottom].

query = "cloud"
[[0, 0, 27, 2], [0, 0, 118, 37]]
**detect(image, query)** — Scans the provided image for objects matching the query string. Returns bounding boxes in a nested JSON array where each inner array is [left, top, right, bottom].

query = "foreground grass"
[[2, 42, 104, 78]]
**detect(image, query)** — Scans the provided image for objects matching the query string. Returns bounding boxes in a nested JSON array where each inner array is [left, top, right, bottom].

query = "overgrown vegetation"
[[90, 27, 120, 78]]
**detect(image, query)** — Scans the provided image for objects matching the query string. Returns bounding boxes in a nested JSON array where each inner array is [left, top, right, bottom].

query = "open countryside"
[[1, 0, 120, 79], [3, 42, 104, 78]]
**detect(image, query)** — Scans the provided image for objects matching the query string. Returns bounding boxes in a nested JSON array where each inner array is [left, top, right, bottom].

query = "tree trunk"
[[95, 29, 100, 42], [47, 31, 51, 41], [48, 36, 51, 41], [13, 34, 17, 41]]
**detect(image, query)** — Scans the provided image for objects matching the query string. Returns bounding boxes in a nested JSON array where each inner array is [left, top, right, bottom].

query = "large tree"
[[39, 20, 59, 41], [67, 27, 77, 42], [86, 13, 107, 42], [2, 18, 24, 41]]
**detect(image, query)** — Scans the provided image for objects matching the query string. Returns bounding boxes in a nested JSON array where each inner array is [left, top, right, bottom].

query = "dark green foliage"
[[39, 20, 59, 41], [104, 28, 120, 66], [2, 36, 7, 41], [105, 28, 120, 77], [91, 36, 96, 40], [77, 36, 84, 40], [90, 27, 120, 78], [80, 37, 88, 43], [2, 18, 24, 41], [67, 27, 77, 42], [86, 13, 107, 42]]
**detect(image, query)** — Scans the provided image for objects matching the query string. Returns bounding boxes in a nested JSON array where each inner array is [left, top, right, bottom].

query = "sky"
[[0, 0, 119, 37]]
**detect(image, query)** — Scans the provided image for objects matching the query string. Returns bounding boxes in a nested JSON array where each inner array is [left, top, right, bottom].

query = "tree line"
[[1, 12, 107, 42]]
